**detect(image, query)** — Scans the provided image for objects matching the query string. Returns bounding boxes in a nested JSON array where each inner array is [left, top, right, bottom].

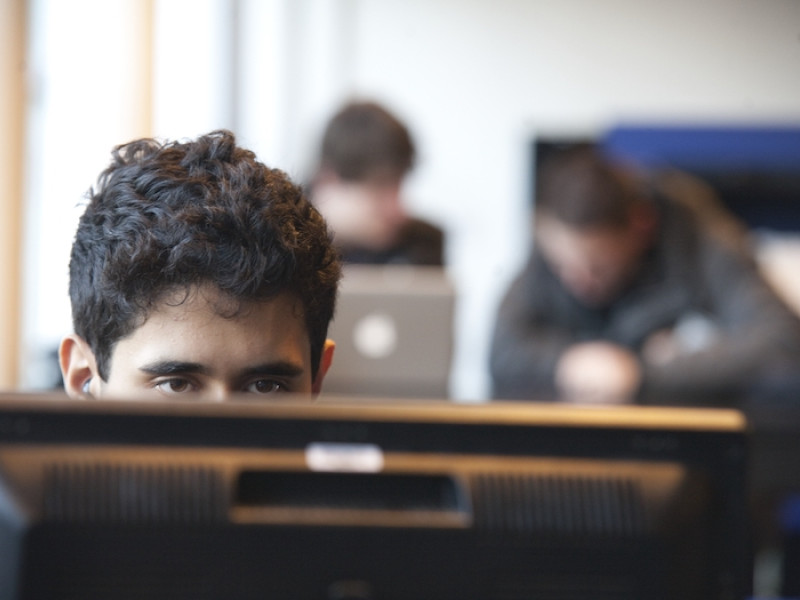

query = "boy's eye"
[[155, 378, 196, 394], [246, 379, 286, 394]]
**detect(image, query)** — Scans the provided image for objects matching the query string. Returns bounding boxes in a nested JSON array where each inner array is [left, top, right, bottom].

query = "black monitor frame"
[[0, 394, 749, 599]]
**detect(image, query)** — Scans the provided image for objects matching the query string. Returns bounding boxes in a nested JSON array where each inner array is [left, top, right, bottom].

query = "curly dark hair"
[[69, 130, 341, 381]]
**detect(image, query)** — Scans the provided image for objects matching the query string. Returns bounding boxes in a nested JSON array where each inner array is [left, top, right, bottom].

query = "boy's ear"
[[59, 334, 99, 399], [311, 339, 336, 396]]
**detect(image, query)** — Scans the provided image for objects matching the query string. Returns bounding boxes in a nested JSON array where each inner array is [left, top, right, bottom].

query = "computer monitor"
[[0, 393, 749, 599]]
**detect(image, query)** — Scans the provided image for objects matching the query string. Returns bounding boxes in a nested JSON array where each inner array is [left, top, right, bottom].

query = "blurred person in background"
[[308, 100, 444, 266], [490, 145, 800, 405]]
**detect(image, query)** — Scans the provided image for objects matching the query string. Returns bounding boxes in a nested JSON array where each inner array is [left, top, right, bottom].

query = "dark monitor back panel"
[[0, 394, 749, 600]]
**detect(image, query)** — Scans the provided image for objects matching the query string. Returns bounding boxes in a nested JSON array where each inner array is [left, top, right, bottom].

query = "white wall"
[[21, 0, 800, 398]]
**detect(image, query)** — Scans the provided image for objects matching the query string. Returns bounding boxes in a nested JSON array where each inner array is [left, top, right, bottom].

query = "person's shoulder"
[[398, 217, 444, 251], [402, 217, 444, 240], [653, 169, 752, 254], [396, 217, 444, 265]]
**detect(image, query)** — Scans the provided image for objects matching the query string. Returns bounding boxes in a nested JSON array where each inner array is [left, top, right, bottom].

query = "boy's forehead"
[[111, 286, 311, 367], [153, 285, 304, 321]]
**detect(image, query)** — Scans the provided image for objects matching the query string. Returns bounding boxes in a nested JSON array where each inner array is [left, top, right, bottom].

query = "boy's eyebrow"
[[138, 360, 306, 379], [139, 361, 210, 376], [239, 362, 306, 379]]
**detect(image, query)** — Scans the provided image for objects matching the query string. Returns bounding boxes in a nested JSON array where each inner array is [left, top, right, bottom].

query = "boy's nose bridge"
[[205, 384, 232, 403]]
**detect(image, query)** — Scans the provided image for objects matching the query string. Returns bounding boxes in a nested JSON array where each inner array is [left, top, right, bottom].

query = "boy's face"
[[60, 285, 334, 401]]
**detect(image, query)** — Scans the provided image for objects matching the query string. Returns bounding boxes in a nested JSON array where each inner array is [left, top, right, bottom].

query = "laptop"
[[323, 264, 455, 399]]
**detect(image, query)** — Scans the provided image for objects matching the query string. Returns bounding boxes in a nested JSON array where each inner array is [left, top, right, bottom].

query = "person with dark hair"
[[309, 100, 444, 265], [490, 145, 800, 405], [59, 130, 341, 401]]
